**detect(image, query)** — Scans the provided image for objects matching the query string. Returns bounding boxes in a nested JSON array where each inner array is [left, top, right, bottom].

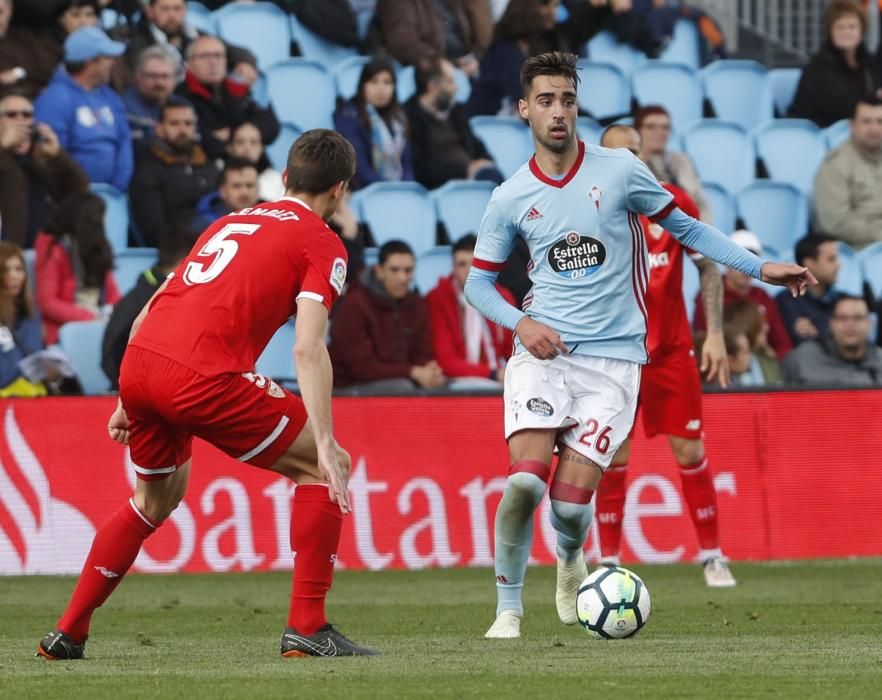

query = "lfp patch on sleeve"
[[330, 257, 347, 294]]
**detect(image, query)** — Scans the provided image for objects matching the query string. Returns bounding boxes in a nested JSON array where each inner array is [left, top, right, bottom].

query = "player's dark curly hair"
[[285, 129, 356, 194], [520, 51, 580, 97]]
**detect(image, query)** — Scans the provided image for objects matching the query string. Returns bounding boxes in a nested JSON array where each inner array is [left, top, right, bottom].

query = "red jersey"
[[642, 183, 701, 360], [131, 197, 347, 375]]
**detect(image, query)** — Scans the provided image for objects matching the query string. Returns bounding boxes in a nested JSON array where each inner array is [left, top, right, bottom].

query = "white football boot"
[[484, 610, 522, 639], [555, 556, 588, 625], [703, 557, 737, 587]]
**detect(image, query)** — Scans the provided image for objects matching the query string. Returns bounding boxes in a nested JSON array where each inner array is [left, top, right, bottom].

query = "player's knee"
[[671, 438, 704, 466], [506, 470, 547, 505], [135, 491, 182, 522]]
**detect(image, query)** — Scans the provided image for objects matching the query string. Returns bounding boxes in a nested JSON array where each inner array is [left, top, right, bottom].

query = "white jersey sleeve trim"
[[297, 291, 325, 304]]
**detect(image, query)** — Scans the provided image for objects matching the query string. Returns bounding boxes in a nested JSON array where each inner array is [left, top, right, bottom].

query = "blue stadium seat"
[[575, 60, 630, 120], [632, 62, 703, 133], [754, 119, 826, 194], [701, 182, 736, 234], [587, 30, 647, 75], [769, 67, 801, 116], [701, 60, 773, 131], [358, 182, 437, 255], [453, 65, 471, 103], [858, 242, 882, 298], [736, 182, 809, 255], [823, 119, 850, 150], [90, 183, 129, 253], [681, 252, 700, 323], [289, 14, 357, 68], [214, 2, 290, 71], [836, 242, 865, 296], [59, 320, 110, 395], [334, 56, 370, 100], [415, 246, 453, 293], [363, 246, 378, 267], [187, 2, 215, 34], [431, 180, 495, 242], [22, 248, 36, 293], [266, 59, 335, 130], [576, 116, 604, 145], [249, 72, 269, 108], [659, 19, 701, 69], [114, 248, 159, 295], [396, 65, 416, 102], [266, 122, 302, 171], [468, 116, 533, 179], [255, 321, 296, 383], [683, 120, 754, 195]]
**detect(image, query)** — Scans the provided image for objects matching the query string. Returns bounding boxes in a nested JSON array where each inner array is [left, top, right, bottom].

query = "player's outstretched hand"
[[700, 330, 730, 388], [760, 262, 818, 297], [317, 441, 352, 515], [107, 403, 130, 445], [515, 316, 569, 360]]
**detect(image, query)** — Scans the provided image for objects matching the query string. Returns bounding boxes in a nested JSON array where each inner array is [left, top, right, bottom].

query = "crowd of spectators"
[[0, 0, 879, 397]]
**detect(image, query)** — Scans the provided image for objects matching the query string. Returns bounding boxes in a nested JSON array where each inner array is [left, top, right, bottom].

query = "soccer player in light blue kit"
[[465, 52, 816, 639]]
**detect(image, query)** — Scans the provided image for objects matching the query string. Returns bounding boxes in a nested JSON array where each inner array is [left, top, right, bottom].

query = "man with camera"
[[0, 91, 88, 248]]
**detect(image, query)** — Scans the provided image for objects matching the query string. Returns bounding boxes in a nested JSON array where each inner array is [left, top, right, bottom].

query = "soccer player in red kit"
[[596, 125, 736, 587], [37, 130, 379, 659]]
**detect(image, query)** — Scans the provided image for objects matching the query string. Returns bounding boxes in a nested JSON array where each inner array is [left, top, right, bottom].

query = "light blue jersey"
[[471, 141, 674, 364]]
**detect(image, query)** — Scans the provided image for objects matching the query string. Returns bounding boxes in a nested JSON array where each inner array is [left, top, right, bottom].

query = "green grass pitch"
[[3, 560, 882, 698]]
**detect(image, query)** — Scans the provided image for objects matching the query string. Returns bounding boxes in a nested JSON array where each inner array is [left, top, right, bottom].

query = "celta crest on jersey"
[[547, 231, 607, 279], [589, 185, 603, 210]]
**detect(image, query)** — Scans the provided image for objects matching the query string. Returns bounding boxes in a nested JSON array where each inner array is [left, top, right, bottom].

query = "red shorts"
[[636, 348, 703, 440], [119, 346, 308, 481]]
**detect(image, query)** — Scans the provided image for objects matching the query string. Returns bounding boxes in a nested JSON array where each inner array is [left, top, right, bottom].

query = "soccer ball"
[[576, 566, 651, 639]]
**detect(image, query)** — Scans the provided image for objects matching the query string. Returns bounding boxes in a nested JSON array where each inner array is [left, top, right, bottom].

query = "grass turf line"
[[3, 560, 882, 699]]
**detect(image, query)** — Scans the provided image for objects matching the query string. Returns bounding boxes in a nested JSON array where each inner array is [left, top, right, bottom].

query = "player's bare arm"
[[694, 257, 730, 388], [294, 296, 351, 514], [107, 277, 171, 447]]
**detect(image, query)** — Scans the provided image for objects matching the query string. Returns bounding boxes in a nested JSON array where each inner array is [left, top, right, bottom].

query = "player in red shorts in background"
[[37, 130, 379, 659], [596, 126, 736, 587]]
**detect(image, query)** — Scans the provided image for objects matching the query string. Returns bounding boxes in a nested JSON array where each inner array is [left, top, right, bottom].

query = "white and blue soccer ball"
[[576, 566, 651, 639]]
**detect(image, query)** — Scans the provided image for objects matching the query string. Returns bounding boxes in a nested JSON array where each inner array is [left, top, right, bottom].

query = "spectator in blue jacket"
[[194, 158, 259, 230], [333, 57, 414, 190], [0, 242, 61, 397], [34, 25, 133, 192]]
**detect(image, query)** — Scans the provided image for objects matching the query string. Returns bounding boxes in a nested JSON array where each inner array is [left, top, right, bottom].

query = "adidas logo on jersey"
[[526, 207, 543, 221]]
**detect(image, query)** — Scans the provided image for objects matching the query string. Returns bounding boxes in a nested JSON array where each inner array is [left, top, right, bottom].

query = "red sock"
[[57, 498, 158, 643], [678, 458, 720, 551], [288, 484, 344, 636], [595, 465, 627, 559]]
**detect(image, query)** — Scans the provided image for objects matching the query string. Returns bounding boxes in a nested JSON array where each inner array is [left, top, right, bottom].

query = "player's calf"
[[549, 480, 594, 625]]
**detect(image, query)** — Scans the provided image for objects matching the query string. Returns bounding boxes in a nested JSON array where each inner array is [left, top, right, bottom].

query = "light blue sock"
[[550, 499, 594, 563], [494, 471, 547, 615]]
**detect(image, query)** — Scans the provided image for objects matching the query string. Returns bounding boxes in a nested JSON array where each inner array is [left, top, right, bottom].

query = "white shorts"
[[503, 352, 641, 469]]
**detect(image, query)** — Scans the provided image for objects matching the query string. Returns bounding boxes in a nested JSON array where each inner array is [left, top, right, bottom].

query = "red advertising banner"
[[1, 391, 881, 575]]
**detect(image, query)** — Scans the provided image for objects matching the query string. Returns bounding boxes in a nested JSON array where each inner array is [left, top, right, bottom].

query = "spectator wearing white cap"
[[693, 230, 794, 360], [34, 25, 133, 192]]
